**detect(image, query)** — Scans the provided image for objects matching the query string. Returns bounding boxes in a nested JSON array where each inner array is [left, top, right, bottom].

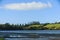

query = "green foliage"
[[28, 21, 40, 25], [28, 25, 43, 30], [0, 38, 4, 40], [0, 21, 60, 30]]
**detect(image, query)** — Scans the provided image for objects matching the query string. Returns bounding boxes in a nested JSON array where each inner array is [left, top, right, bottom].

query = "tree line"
[[0, 21, 60, 30]]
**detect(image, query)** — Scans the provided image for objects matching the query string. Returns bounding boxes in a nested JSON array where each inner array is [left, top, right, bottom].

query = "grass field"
[[0, 38, 4, 40], [44, 24, 60, 30]]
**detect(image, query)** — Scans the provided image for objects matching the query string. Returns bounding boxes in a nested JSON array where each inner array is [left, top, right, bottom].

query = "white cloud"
[[1, 2, 52, 10]]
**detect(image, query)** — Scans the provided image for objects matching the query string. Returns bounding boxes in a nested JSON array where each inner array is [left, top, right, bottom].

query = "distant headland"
[[0, 21, 60, 30]]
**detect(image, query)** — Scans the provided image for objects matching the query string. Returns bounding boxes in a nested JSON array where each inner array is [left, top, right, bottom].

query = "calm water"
[[1, 30, 60, 40]]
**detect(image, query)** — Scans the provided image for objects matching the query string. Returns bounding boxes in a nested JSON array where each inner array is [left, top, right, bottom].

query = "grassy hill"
[[44, 24, 60, 30]]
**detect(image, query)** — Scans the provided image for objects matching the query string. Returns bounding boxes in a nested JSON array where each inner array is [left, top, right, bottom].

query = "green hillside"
[[44, 24, 60, 30]]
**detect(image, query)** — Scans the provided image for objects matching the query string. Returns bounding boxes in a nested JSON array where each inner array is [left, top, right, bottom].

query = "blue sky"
[[0, 0, 60, 24]]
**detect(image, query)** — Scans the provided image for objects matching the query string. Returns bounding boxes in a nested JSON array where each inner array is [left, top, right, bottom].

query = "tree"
[[29, 21, 40, 25]]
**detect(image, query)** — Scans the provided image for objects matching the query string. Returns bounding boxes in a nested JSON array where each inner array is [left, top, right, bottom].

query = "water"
[[0, 30, 60, 40], [5, 38, 49, 40], [1, 30, 60, 34], [4, 37, 60, 40]]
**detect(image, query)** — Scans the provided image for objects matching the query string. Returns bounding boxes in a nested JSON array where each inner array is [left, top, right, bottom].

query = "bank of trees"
[[0, 21, 60, 30]]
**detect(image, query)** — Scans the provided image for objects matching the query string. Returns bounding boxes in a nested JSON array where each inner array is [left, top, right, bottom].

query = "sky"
[[0, 0, 60, 24]]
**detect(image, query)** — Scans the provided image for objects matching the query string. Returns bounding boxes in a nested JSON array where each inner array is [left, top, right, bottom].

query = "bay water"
[[0, 30, 60, 40]]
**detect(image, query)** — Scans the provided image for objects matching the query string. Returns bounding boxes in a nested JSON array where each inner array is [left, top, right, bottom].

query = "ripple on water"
[[5, 37, 49, 40]]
